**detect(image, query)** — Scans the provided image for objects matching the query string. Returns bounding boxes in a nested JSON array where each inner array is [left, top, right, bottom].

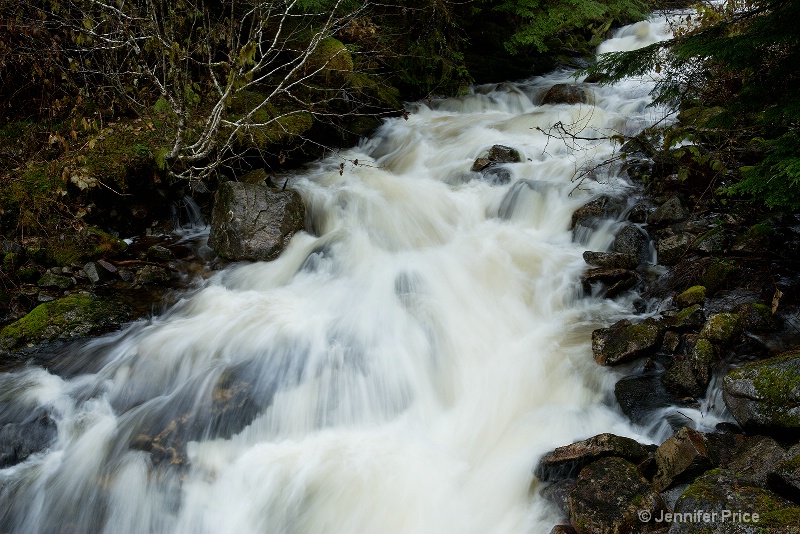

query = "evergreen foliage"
[[587, 0, 800, 209]]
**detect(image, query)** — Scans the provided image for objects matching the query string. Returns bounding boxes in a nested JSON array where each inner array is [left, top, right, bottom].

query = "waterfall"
[[1, 15, 679, 534]]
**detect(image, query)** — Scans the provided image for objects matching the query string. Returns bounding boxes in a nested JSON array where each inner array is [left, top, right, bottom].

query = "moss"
[[693, 338, 715, 365], [675, 285, 706, 308], [306, 38, 354, 82], [700, 313, 741, 345], [43, 226, 127, 266], [2, 252, 20, 272], [726, 352, 800, 428], [17, 268, 40, 282], [701, 259, 737, 292], [0, 294, 130, 351]]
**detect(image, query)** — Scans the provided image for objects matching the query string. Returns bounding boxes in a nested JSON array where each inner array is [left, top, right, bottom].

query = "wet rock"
[[615, 374, 675, 425], [568, 457, 665, 534], [652, 427, 713, 492], [656, 234, 691, 265], [674, 286, 706, 309], [36, 272, 74, 290], [542, 479, 577, 518], [482, 166, 512, 185], [487, 144, 522, 163], [723, 351, 800, 434], [626, 201, 656, 224], [571, 196, 626, 229], [582, 251, 638, 269], [208, 181, 306, 262], [592, 319, 662, 366], [135, 265, 172, 285], [535, 433, 655, 482], [648, 196, 689, 226], [0, 294, 131, 353], [727, 435, 786, 487], [549, 525, 577, 534], [670, 469, 800, 533], [541, 84, 590, 105], [471, 158, 491, 172], [240, 167, 268, 184], [663, 331, 681, 353], [582, 268, 637, 297], [613, 223, 650, 263], [0, 411, 57, 468], [663, 338, 714, 397], [699, 313, 741, 345]]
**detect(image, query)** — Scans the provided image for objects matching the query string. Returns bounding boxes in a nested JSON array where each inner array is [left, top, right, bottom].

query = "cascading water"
[[2, 14, 698, 534]]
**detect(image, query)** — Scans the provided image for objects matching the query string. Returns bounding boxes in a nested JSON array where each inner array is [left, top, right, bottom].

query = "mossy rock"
[[592, 319, 662, 366], [0, 294, 132, 352], [675, 285, 706, 308], [672, 468, 800, 532], [700, 260, 737, 293], [735, 302, 779, 332], [699, 313, 741, 345], [722, 351, 800, 433], [2, 252, 21, 272], [306, 37, 353, 83], [43, 226, 127, 267]]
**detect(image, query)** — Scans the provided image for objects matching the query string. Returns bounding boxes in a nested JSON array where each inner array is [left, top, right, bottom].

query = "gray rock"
[[663, 338, 714, 397], [568, 457, 665, 534], [592, 319, 662, 366], [83, 261, 115, 284], [208, 181, 306, 262], [769, 443, 800, 502], [728, 435, 786, 487], [656, 234, 692, 265], [613, 223, 650, 263], [693, 228, 727, 253], [535, 433, 655, 482], [653, 427, 713, 492], [723, 351, 800, 434], [648, 196, 690, 226], [541, 479, 577, 519], [615, 374, 674, 425], [626, 201, 656, 223], [582, 251, 638, 269], [541, 84, 590, 105]]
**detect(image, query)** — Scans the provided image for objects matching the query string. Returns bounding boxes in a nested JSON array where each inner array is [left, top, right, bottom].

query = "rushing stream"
[[1, 15, 707, 534]]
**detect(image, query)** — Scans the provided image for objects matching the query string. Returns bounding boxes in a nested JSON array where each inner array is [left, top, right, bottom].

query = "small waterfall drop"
[[2, 14, 686, 534]]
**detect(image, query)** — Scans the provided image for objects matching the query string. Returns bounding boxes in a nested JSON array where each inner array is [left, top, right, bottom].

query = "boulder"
[[613, 223, 650, 263], [571, 196, 626, 229], [734, 302, 779, 332], [723, 352, 800, 434], [582, 251, 638, 269], [692, 228, 727, 254], [568, 457, 665, 534], [652, 427, 714, 492], [550, 525, 577, 534], [699, 313, 741, 345], [674, 286, 706, 309], [648, 196, 689, 226], [146, 244, 174, 261], [541, 84, 590, 105], [535, 433, 654, 482], [208, 181, 306, 262], [541, 479, 576, 519], [592, 319, 662, 366], [36, 272, 74, 290], [663, 338, 715, 397], [615, 374, 675, 425], [670, 469, 800, 533], [769, 443, 800, 502], [582, 268, 637, 297], [0, 294, 132, 353], [660, 305, 706, 331], [727, 435, 786, 487], [656, 234, 691, 265], [135, 265, 172, 285]]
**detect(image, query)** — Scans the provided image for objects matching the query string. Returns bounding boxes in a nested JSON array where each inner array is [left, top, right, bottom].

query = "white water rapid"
[[3, 15, 688, 534]]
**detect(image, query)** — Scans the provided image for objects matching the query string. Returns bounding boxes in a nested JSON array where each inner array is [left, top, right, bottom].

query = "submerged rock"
[[723, 351, 800, 434], [0, 411, 57, 468], [208, 181, 305, 262]]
